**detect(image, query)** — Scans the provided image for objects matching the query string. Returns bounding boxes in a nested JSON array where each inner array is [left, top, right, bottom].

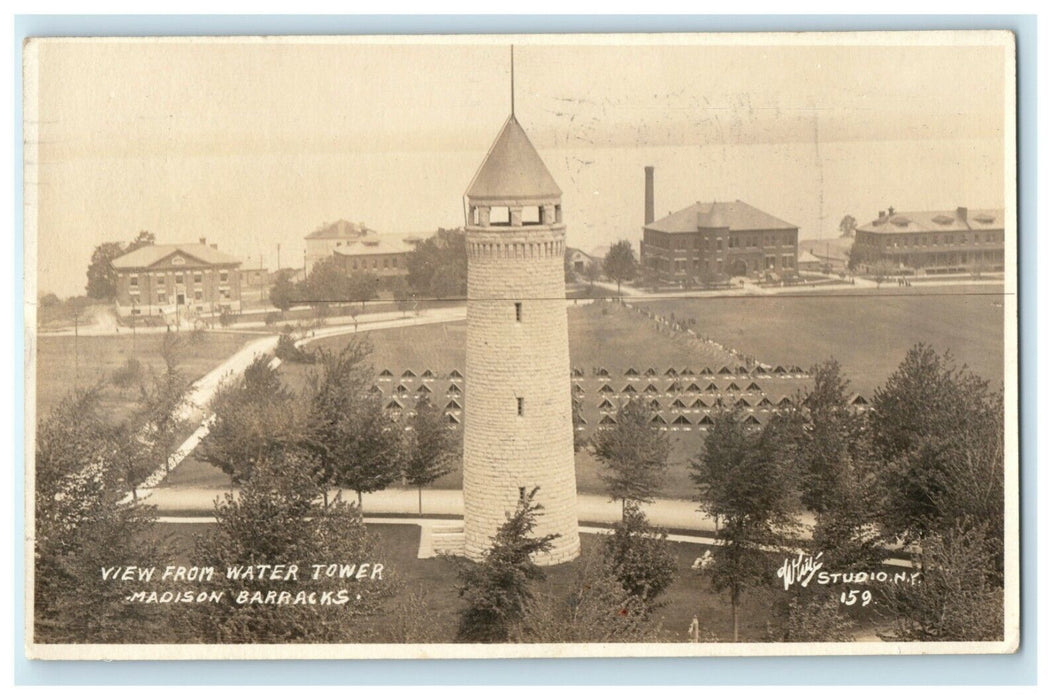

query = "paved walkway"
[[141, 483, 810, 536], [590, 274, 1003, 301]]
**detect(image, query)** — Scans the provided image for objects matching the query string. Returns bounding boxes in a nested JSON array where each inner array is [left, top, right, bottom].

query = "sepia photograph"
[[22, 31, 1019, 659]]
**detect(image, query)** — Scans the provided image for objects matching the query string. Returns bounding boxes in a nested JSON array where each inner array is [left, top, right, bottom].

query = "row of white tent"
[[382, 394, 871, 414], [572, 365, 808, 378]]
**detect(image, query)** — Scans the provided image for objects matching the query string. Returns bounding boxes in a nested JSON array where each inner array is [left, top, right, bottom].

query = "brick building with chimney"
[[640, 167, 799, 284], [851, 206, 1004, 274]]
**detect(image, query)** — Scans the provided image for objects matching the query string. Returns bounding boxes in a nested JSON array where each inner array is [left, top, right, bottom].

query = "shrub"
[[275, 333, 315, 364], [110, 358, 144, 390]]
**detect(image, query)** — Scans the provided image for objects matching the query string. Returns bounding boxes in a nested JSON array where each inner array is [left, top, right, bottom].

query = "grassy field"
[[162, 285, 1005, 499], [34, 330, 264, 424], [150, 521, 831, 643], [267, 302, 780, 499], [639, 285, 1005, 396]]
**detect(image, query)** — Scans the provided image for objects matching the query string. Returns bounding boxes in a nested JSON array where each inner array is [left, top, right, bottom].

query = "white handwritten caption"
[[101, 563, 385, 605], [776, 552, 920, 606]]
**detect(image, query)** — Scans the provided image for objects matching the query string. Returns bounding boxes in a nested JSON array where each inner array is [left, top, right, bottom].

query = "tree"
[[879, 521, 1004, 642], [86, 241, 125, 299], [601, 503, 677, 610], [138, 332, 189, 474], [591, 398, 669, 512], [584, 260, 601, 289], [301, 257, 351, 303], [689, 410, 799, 641], [269, 272, 297, 313], [869, 344, 1003, 547], [525, 540, 663, 643], [571, 393, 587, 452], [85, 231, 156, 300], [847, 239, 878, 271], [454, 487, 558, 642], [602, 240, 638, 294], [406, 228, 467, 299], [127, 230, 156, 252], [182, 454, 393, 643], [838, 214, 858, 238], [348, 271, 379, 308], [392, 277, 415, 317], [108, 420, 157, 502], [305, 339, 402, 506], [196, 354, 307, 482], [34, 388, 168, 643], [403, 396, 460, 514]]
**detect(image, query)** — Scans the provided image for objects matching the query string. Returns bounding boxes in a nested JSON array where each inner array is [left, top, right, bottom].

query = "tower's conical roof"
[[466, 115, 561, 202]]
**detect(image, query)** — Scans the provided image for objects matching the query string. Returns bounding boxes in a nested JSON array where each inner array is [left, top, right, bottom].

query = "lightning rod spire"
[[510, 44, 515, 117]]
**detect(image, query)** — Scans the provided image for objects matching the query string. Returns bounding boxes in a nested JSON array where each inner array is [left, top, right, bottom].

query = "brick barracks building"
[[304, 219, 422, 279], [852, 206, 1004, 274], [641, 200, 799, 285], [110, 238, 242, 318]]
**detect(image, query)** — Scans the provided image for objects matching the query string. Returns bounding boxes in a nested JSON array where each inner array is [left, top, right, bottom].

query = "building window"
[[175, 273, 184, 284], [129, 275, 138, 288], [220, 289, 230, 300], [514, 302, 522, 322], [516, 397, 524, 416], [220, 271, 229, 283], [518, 486, 527, 503], [157, 276, 165, 286], [157, 293, 166, 303], [194, 272, 202, 284], [195, 291, 203, 301]]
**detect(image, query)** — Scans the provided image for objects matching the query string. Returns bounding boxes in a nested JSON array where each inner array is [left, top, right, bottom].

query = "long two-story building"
[[852, 207, 1004, 274], [641, 200, 799, 283], [110, 238, 242, 318]]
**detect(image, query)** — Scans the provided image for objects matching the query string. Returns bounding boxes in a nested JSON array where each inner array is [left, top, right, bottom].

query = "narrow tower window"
[[518, 487, 527, 503], [516, 397, 524, 416], [514, 302, 522, 322]]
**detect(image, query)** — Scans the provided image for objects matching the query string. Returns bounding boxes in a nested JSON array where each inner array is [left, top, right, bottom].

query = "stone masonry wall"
[[462, 224, 581, 565]]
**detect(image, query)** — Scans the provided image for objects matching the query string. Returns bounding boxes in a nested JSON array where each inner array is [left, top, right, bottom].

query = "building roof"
[[305, 219, 375, 240], [646, 200, 797, 234], [334, 232, 425, 258], [111, 242, 242, 270], [466, 115, 561, 202], [856, 208, 1004, 235]]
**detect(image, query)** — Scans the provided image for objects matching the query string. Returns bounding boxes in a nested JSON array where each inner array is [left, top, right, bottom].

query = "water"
[[35, 138, 1002, 298]]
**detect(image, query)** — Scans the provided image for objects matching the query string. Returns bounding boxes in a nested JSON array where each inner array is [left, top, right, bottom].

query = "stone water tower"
[[460, 104, 580, 565]]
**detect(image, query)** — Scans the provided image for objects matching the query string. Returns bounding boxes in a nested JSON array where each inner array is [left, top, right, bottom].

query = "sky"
[[27, 35, 1010, 297]]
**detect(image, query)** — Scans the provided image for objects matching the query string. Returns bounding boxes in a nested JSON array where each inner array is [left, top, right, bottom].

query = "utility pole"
[[73, 308, 79, 383]]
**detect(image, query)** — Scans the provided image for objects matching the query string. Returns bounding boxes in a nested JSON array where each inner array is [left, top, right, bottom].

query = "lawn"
[[34, 330, 265, 424], [267, 301, 807, 500], [638, 285, 1005, 396], [163, 285, 1005, 501], [145, 521, 837, 643]]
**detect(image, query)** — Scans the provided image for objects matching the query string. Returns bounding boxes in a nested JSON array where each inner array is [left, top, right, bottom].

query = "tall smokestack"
[[644, 166, 655, 225]]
